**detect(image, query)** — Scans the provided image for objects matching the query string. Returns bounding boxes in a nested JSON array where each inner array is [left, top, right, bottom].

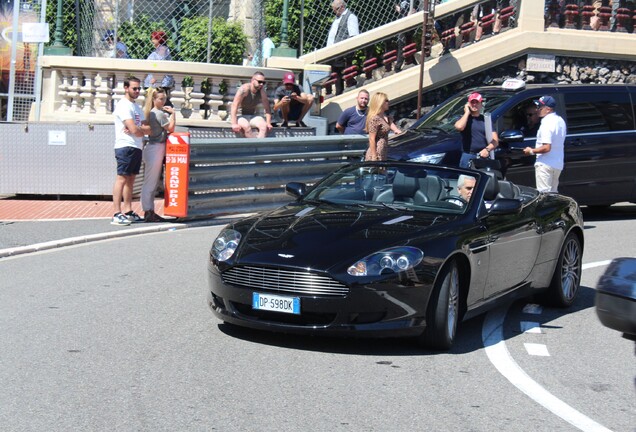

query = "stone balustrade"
[[38, 56, 293, 126]]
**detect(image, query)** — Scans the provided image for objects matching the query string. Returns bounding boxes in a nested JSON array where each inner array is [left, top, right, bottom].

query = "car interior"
[[311, 164, 540, 211]]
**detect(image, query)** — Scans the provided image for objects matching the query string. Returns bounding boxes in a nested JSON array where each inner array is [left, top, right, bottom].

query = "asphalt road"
[[0, 207, 634, 431]]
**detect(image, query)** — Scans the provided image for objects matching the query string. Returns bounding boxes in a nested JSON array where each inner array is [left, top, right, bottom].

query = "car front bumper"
[[206, 262, 434, 338]]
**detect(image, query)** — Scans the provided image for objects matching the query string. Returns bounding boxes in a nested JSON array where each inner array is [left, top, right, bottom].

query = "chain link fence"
[[297, 0, 426, 54], [48, 0, 405, 64]]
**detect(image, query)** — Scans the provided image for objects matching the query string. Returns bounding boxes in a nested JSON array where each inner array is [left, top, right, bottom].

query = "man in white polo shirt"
[[523, 95, 566, 192]]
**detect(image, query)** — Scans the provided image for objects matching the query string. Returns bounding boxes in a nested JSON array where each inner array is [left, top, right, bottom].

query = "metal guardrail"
[[185, 134, 369, 218]]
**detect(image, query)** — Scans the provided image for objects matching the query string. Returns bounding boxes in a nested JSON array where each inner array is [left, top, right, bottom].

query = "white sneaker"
[[111, 212, 132, 226]]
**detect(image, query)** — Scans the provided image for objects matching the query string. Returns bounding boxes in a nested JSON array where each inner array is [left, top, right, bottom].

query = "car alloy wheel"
[[542, 233, 582, 307], [420, 261, 460, 350]]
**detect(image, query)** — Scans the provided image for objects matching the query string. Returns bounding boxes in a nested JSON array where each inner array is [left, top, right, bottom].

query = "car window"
[[413, 91, 515, 134], [564, 91, 634, 134], [498, 97, 540, 135], [304, 164, 472, 214]]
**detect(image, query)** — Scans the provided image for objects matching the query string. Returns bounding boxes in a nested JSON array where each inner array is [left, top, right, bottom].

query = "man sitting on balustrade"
[[230, 71, 273, 138]]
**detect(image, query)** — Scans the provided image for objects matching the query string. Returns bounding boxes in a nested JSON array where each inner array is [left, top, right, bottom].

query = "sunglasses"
[[255, 80, 266, 85], [130, 87, 141, 91]]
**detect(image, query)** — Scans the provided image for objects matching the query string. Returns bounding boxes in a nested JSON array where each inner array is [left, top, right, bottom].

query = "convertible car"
[[207, 162, 584, 349]]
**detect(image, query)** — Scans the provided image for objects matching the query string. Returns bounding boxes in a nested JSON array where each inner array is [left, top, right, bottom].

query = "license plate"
[[252, 292, 300, 315]]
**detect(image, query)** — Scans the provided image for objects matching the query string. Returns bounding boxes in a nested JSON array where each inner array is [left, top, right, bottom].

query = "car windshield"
[[413, 90, 515, 133], [303, 163, 478, 215]]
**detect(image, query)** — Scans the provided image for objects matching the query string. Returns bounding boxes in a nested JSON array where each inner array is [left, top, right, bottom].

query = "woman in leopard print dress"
[[364, 92, 402, 161]]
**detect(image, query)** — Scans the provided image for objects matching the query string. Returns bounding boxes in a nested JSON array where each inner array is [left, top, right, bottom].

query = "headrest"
[[392, 172, 418, 197], [483, 171, 500, 201]]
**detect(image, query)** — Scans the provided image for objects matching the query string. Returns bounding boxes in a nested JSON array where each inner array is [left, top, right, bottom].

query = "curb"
[[0, 217, 244, 259]]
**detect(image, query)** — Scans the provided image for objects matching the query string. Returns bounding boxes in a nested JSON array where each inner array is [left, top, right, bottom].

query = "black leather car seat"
[[483, 171, 500, 201], [418, 175, 446, 201], [497, 180, 520, 199], [376, 172, 428, 204]]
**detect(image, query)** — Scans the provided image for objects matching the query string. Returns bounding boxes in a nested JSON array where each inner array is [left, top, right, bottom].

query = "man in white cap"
[[523, 95, 566, 192], [273, 72, 315, 128]]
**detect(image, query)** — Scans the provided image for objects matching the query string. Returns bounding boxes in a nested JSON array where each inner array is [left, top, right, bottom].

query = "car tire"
[[540, 233, 582, 308], [419, 261, 460, 350]]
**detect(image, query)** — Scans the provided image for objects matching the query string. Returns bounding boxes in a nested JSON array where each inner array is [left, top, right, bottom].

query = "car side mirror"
[[286, 182, 307, 198], [499, 129, 525, 144], [487, 198, 522, 215]]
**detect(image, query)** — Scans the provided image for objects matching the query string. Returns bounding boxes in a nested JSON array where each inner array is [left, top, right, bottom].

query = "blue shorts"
[[115, 147, 142, 176]]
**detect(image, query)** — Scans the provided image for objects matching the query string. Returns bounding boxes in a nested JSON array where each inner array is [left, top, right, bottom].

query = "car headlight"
[[211, 229, 241, 262], [409, 152, 445, 164], [348, 247, 424, 276]]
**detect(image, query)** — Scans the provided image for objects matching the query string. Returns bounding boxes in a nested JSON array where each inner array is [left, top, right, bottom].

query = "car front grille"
[[222, 265, 349, 297]]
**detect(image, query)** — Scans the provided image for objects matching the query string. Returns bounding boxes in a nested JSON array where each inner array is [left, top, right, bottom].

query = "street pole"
[[44, 0, 72, 55], [416, 0, 431, 120], [272, 0, 297, 57]]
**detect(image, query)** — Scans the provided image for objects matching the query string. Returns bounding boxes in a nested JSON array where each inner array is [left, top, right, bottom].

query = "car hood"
[[388, 130, 461, 161], [231, 203, 458, 271]]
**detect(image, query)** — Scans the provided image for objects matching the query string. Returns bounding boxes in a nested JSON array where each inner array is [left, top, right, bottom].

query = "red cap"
[[468, 92, 483, 103], [283, 73, 295, 84]]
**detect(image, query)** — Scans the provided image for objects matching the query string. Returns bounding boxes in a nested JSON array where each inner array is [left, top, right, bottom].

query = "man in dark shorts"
[[273, 72, 315, 128], [111, 76, 151, 225]]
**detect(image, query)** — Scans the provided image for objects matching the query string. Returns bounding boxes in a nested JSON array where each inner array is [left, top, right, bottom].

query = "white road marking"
[[524, 343, 550, 356], [522, 303, 543, 314], [520, 321, 542, 334], [582, 260, 613, 271], [482, 259, 616, 432]]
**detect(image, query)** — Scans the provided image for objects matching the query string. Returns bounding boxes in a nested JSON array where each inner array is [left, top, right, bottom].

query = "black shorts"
[[278, 102, 303, 121], [115, 146, 142, 176]]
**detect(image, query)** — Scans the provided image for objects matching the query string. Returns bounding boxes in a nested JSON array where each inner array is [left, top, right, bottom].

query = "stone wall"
[[395, 55, 636, 126]]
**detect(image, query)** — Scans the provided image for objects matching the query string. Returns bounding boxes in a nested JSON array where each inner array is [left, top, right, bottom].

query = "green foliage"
[[219, 80, 228, 95], [46, 0, 77, 54], [118, 15, 169, 60], [264, 0, 327, 54], [178, 16, 209, 62], [179, 16, 247, 65], [182, 76, 194, 87]]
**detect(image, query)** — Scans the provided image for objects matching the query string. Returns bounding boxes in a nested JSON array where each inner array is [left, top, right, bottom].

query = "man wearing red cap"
[[523, 95, 566, 192], [273, 72, 315, 128], [454, 92, 499, 168]]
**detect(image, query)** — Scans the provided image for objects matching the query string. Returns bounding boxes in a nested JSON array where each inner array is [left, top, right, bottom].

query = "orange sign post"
[[164, 132, 190, 217]]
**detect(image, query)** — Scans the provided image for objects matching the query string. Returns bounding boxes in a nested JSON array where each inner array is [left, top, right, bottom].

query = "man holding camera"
[[273, 73, 315, 128]]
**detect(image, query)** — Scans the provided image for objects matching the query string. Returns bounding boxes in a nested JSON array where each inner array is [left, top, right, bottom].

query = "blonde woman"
[[141, 87, 175, 222], [365, 92, 402, 161]]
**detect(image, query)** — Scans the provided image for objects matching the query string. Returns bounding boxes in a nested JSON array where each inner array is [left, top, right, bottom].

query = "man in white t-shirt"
[[523, 95, 566, 193], [111, 76, 151, 225]]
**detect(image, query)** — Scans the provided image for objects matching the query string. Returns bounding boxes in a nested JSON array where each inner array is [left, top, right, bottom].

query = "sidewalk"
[[0, 196, 164, 221], [0, 196, 246, 258]]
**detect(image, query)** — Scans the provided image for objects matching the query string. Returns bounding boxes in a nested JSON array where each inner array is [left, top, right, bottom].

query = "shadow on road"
[[582, 203, 636, 223], [215, 287, 596, 356]]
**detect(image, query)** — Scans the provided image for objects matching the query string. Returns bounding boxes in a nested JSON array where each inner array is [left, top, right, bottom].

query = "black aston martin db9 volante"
[[207, 162, 584, 349]]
